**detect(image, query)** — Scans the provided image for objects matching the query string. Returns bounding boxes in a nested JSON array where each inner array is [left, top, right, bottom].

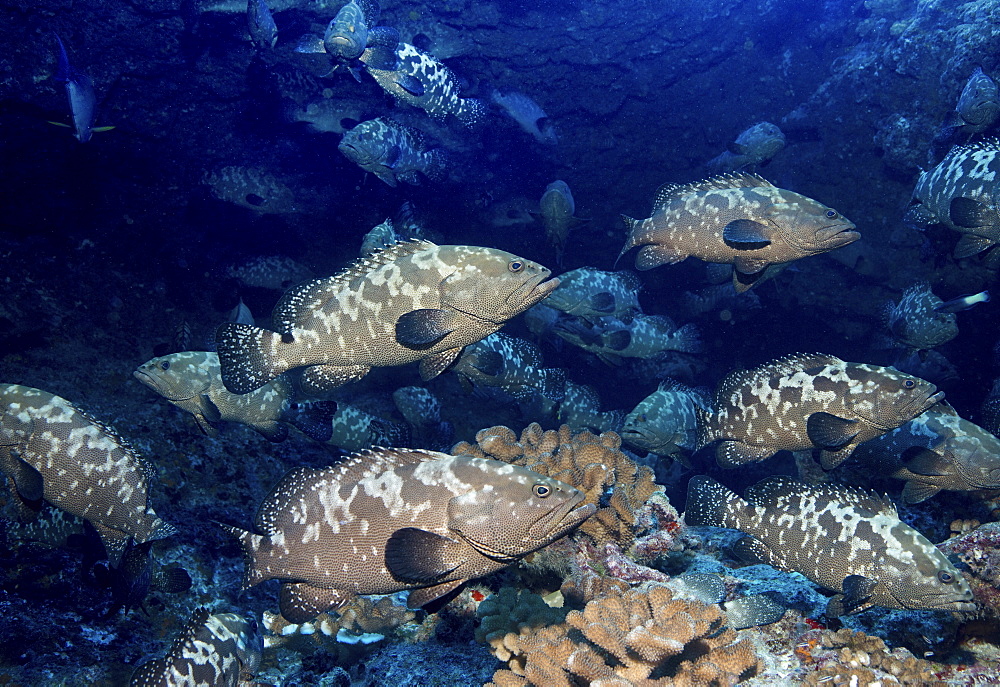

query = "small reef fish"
[[339, 117, 448, 187], [881, 283, 958, 353], [556, 381, 625, 434], [365, 43, 488, 128], [247, 0, 277, 49], [51, 34, 113, 143], [944, 67, 1000, 137], [685, 476, 976, 616], [707, 121, 786, 173], [697, 353, 944, 470], [325, 403, 410, 452], [554, 313, 700, 365], [543, 267, 641, 322], [360, 218, 398, 257], [297, 0, 399, 78], [491, 90, 558, 145], [851, 404, 1000, 504], [620, 381, 709, 462], [129, 607, 263, 686], [134, 351, 337, 442], [0, 385, 176, 566], [217, 240, 558, 395], [203, 166, 297, 215], [481, 196, 536, 228], [220, 448, 594, 622], [906, 139, 1000, 257], [392, 386, 453, 450], [227, 255, 313, 291], [619, 172, 859, 292], [451, 332, 566, 402], [537, 181, 586, 265], [935, 289, 989, 313]]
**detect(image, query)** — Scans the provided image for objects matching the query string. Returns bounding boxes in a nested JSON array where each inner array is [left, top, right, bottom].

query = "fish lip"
[[132, 369, 198, 402], [531, 496, 595, 541], [522, 273, 560, 303], [908, 389, 946, 416]]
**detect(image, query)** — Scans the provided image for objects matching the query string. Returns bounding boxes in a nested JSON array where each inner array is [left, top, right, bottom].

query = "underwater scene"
[[4, 0, 1000, 684]]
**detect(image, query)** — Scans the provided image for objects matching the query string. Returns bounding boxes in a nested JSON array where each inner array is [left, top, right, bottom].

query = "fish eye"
[[160, 361, 170, 371], [825, 210, 838, 218], [903, 379, 915, 388], [638, 414, 647, 422], [533, 484, 551, 498], [938, 571, 954, 584], [508, 260, 525, 273]]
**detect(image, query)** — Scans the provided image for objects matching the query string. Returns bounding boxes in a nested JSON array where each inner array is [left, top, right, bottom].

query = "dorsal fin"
[[272, 240, 436, 333], [168, 607, 212, 658], [652, 172, 775, 212], [945, 137, 1000, 159], [714, 353, 842, 405], [744, 476, 897, 517]]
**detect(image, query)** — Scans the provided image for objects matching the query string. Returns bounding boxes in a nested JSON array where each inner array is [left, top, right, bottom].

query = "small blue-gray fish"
[[707, 121, 786, 173], [543, 267, 641, 322], [537, 181, 587, 266], [247, 0, 277, 49], [685, 476, 976, 616], [944, 67, 1000, 137], [220, 448, 594, 622], [51, 34, 113, 143], [451, 332, 566, 403], [297, 0, 399, 79], [554, 313, 700, 365], [620, 380, 708, 462], [881, 282, 958, 353], [339, 118, 448, 187], [129, 608, 263, 686], [491, 90, 557, 145]]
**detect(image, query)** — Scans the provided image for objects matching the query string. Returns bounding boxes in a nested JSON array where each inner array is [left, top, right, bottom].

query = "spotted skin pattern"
[[451, 332, 566, 402], [216, 240, 558, 396], [621, 381, 707, 459], [339, 117, 448, 188], [0, 384, 175, 566], [619, 172, 859, 292], [697, 353, 944, 469], [128, 608, 262, 686], [882, 282, 958, 352], [685, 476, 976, 616], [544, 267, 641, 321], [219, 448, 594, 622]]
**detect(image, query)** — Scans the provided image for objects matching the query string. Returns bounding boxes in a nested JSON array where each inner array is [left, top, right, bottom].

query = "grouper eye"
[[903, 379, 915, 388], [160, 361, 170, 371], [825, 210, 838, 218], [508, 260, 524, 273], [938, 571, 955, 584], [533, 484, 551, 498]]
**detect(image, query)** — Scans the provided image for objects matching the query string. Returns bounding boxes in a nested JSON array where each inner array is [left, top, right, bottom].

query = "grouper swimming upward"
[[619, 172, 859, 292], [217, 240, 558, 396]]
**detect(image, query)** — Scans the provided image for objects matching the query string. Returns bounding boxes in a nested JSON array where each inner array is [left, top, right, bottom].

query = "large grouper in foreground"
[[217, 240, 558, 395], [220, 447, 595, 622], [618, 172, 859, 292]]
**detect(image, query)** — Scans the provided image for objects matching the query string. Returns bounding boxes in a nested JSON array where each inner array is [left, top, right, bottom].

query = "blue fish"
[[51, 34, 112, 143], [934, 290, 990, 313], [247, 0, 278, 49]]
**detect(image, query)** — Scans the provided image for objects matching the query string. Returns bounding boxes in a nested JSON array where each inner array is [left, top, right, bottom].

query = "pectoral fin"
[[950, 197, 1000, 228], [900, 446, 952, 476], [406, 579, 465, 611], [723, 219, 772, 247], [397, 75, 425, 97], [806, 412, 859, 449], [0, 448, 44, 503], [385, 528, 464, 582], [901, 480, 941, 504], [834, 574, 878, 615], [396, 309, 457, 347], [953, 233, 995, 258]]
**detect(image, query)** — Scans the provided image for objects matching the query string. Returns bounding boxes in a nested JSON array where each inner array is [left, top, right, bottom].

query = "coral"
[[796, 628, 941, 685], [262, 595, 417, 652], [453, 424, 664, 549], [483, 582, 760, 686], [938, 522, 1000, 617], [475, 587, 569, 661]]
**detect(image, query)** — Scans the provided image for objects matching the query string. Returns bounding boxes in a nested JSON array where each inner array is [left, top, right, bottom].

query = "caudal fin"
[[216, 322, 290, 395], [684, 476, 739, 528], [217, 523, 269, 589]]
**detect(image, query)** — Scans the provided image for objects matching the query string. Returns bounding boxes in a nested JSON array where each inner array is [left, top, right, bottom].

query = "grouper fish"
[[0, 384, 175, 566], [220, 447, 594, 622], [697, 353, 943, 470], [619, 172, 859, 292], [685, 476, 976, 617], [217, 240, 558, 396]]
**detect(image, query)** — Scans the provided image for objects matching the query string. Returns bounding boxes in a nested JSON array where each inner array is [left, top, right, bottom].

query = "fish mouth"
[[529, 493, 595, 543], [132, 369, 198, 402], [517, 272, 560, 305], [814, 222, 861, 248], [906, 389, 946, 417]]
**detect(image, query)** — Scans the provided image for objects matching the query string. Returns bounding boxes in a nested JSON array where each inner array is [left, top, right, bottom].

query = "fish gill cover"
[[3, 0, 1000, 684]]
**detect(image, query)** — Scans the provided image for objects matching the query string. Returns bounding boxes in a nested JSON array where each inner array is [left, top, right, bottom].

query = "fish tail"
[[693, 405, 715, 449], [145, 518, 178, 542], [217, 523, 270, 589], [456, 97, 489, 130], [424, 148, 449, 183], [668, 323, 702, 354], [216, 322, 291, 395], [684, 476, 741, 528], [616, 215, 640, 267]]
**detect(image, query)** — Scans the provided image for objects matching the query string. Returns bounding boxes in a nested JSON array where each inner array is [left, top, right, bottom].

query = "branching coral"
[[797, 628, 940, 685], [482, 582, 760, 686], [475, 587, 569, 661]]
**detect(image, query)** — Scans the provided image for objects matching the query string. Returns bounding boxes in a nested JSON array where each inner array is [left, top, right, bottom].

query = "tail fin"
[[423, 148, 449, 183], [668, 323, 702, 354], [285, 399, 338, 442], [216, 322, 290, 395], [684, 476, 740, 528], [456, 97, 489, 130], [694, 405, 715, 450], [616, 215, 639, 267], [217, 523, 269, 589]]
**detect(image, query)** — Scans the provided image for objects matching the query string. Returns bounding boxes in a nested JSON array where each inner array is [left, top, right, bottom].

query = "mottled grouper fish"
[[685, 476, 976, 617], [217, 240, 558, 396], [697, 353, 943, 470], [220, 447, 594, 622], [619, 172, 859, 292], [134, 351, 337, 442], [129, 607, 262, 687], [906, 138, 1000, 258], [0, 384, 175, 566]]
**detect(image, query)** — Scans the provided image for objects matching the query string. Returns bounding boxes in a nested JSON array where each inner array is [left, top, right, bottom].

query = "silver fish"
[[52, 34, 111, 143]]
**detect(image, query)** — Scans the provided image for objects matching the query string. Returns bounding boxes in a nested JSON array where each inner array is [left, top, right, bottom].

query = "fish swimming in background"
[[247, 0, 277, 49], [217, 240, 558, 395], [227, 255, 314, 292], [365, 43, 488, 128], [0, 385, 176, 566], [323, 402, 410, 452], [706, 121, 786, 173], [537, 181, 586, 265], [906, 139, 1000, 257], [934, 289, 989, 313], [554, 313, 701, 365], [943, 67, 1000, 138], [360, 218, 398, 256], [620, 380, 709, 462], [543, 267, 641, 322], [851, 403, 1000, 504], [491, 90, 557, 145], [555, 381, 625, 434], [685, 476, 976, 617], [619, 172, 859, 292], [51, 34, 113, 143], [220, 448, 594, 622], [128, 607, 263, 686], [296, 0, 399, 79], [697, 353, 944, 469], [203, 166, 297, 215], [392, 385, 453, 449], [94, 540, 191, 616], [134, 351, 337, 442], [880, 283, 958, 353], [451, 332, 566, 403], [339, 118, 448, 187]]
